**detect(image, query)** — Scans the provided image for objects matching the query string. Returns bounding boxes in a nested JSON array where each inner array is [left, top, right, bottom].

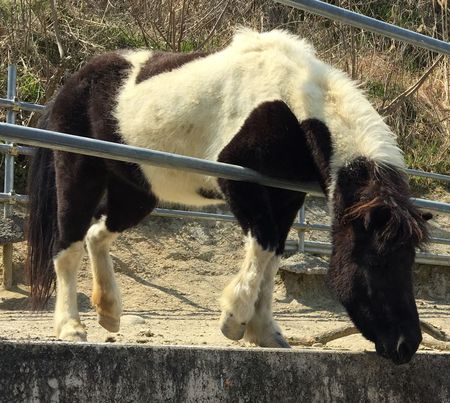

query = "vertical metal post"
[[4, 65, 16, 215], [2, 65, 17, 289], [297, 204, 306, 253]]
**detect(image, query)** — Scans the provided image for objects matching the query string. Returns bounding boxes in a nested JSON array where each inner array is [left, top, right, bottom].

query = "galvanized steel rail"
[[275, 0, 450, 56], [0, 123, 323, 196], [1, 0, 450, 272], [0, 121, 449, 268], [1, 123, 449, 215]]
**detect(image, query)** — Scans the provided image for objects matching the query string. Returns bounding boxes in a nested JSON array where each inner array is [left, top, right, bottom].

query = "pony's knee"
[[86, 216, 118, 250], [53, 241, 85, 275]]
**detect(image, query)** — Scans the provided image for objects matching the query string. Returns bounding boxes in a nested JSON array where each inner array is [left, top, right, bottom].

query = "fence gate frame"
[[1, 0, 450, 290]]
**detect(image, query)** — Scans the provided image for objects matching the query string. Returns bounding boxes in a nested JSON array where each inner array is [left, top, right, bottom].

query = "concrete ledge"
[[0, 342, 449, 402]]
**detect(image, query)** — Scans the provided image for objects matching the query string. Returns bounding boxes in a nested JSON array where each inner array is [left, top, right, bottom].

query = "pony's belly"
[[141, 165, 224, 207]]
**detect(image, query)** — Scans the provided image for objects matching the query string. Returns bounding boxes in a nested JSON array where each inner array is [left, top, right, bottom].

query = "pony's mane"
[[230, 28, 316, 59], [343, 163, 429, 251], [324, 68, 405, 169]]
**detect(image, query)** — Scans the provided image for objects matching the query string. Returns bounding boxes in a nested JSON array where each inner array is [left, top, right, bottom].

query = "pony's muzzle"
[[376, 333, 421, 365]]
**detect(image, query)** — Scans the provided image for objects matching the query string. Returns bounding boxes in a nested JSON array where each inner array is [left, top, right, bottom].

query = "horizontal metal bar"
[[410, 198, 450, 215], [431, 237, 450, 246], [153, 208, 234, 222], [154, 209, 450, 244], [3, 98, 450, 184], [0, 98, 46, 113], [0, 143, 35, 156], [1, 124, 449, 216], [275, 0, 450, 56], [406, 169, 450, 183], [3, 138, 448, 186], [153, 208, 330, 232], [0, 192, 446, 263], [1, 199, 445, 245], [300, 242, 450, 267], [0, 193, 29, 205], [0, 123, 324, 196]]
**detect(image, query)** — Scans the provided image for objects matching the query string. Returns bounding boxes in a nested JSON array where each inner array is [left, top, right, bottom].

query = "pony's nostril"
[[396, 337, 412, 363], [396, 335, 406, 352]]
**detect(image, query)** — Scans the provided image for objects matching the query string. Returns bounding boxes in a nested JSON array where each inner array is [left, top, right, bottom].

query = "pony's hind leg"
[[86, 216, 120, 332], [87, 172, 157, 332], [54, 241, 86, 341], [53, 152, 107, 341]]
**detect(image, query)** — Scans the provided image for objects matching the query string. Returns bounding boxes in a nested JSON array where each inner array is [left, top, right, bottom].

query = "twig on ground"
[[288, 320, 450, 350], [420, 320, 450, 342], [288, 324, 358, 346]]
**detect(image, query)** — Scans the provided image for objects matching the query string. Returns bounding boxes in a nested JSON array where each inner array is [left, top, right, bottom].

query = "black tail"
[[25, 104, 58, 309]]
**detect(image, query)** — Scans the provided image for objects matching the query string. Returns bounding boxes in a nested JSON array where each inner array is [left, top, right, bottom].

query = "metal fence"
[[1, 1, 450, 289]]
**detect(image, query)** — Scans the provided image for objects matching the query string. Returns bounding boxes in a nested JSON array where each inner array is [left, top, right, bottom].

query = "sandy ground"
[[0, 197, 449, 354]]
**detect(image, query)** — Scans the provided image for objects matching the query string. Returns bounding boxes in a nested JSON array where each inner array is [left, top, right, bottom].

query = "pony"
[[26, 29, 429, 365]]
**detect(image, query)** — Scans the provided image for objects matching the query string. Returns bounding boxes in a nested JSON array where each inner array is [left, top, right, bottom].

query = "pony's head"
[[328, 157, 430, 365]]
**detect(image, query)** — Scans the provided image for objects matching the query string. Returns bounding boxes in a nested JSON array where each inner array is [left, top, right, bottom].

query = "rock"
[[138, 329, 154, 338], [121, 315, 146, 326]]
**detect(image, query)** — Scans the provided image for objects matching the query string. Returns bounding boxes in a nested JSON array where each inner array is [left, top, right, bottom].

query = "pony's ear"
[[363, 205, 391, 231]]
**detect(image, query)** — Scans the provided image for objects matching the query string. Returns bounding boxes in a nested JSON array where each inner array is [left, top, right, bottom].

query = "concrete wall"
[[0, 341, 449, 402]]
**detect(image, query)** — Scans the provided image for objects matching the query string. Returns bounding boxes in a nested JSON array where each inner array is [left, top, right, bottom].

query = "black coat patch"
[[218, 100, 332, 253], [136, 51, 210, 84]]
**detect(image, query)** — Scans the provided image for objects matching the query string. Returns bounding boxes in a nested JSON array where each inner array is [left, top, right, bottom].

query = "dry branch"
[[288, 320, 450, 351], [420, 319, 450, 342], [50, 0, 65, 63], [380, 54, 445, 115], [288, 325, 359, 346], [197, 0, 231, 50]]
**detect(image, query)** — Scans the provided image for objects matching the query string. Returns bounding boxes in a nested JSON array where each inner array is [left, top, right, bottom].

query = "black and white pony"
[[27, 29, 429, 364]]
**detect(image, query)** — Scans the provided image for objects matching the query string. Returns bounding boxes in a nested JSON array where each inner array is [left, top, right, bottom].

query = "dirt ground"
[[0, 197, 449, 354]]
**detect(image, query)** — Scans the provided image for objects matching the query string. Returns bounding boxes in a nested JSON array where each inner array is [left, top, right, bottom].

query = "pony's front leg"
[[86, 216, 121, 332], [54, 241, 87, 341], [243, 255, 290, 348], [219, 236, 274, 341]]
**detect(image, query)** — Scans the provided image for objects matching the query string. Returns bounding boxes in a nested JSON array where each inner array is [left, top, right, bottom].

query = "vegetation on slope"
[[0, 0, 449, 194]]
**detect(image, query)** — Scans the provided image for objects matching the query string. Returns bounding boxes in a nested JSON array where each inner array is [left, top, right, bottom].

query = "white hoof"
[[219, 311, 247, 341], [57, 319, 87, 342]]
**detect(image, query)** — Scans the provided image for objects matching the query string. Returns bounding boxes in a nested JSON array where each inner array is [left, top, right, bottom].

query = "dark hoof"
[[98, 314, 120, 333], [273, 332, 291, 348], [259, 332, 291, 348]]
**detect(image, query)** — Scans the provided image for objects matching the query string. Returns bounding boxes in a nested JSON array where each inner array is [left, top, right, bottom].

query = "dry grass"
[[0, 0, 449, 193]]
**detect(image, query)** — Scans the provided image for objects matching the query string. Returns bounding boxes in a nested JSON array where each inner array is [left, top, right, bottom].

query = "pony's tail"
[[25, 104, 58, 309]]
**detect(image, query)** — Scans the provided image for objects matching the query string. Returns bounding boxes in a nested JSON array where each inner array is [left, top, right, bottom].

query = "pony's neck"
[[317, 67, 405, 205], [299, 119, 333, 196]]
